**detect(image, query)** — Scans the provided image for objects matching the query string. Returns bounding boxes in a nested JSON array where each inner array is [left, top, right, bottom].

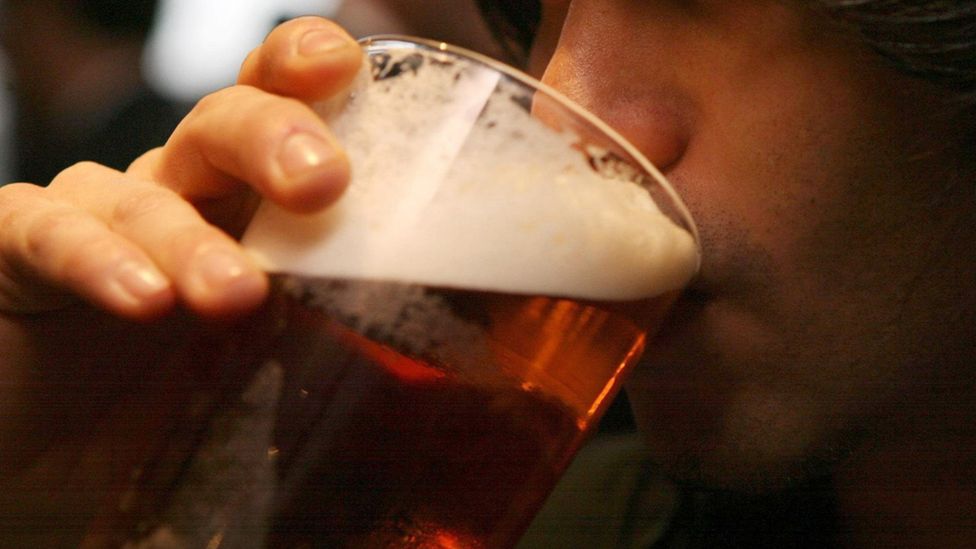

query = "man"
[[485, 2, 976, 547], [0, 1, 973, 547]]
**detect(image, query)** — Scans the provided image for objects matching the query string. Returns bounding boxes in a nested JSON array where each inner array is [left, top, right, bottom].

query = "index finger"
[[238, 16, 364, 102]]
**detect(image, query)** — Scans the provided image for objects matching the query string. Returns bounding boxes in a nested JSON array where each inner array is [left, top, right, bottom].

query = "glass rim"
[[358, 33, 702, 266]]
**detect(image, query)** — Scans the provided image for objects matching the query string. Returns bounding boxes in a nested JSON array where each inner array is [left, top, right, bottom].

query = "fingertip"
[[96, 260, 177, 322], [296, 25, 356, 58], [183, 244, 270, 319], [243, 16, 364, 101], [125, 147, 165, 179], [195, 270, 270, 320], [272, 133, 351, 212], [298, 151, 351, 211]]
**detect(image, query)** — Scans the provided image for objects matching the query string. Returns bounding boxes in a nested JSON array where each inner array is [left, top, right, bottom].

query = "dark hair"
[[76, 0, 160, 38], [474, 0, 976, 99], [473, 0, 540, 65], [817, 1, 976, 96]]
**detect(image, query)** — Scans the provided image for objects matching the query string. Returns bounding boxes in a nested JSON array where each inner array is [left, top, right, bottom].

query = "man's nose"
[[540, 39, 692, 173]]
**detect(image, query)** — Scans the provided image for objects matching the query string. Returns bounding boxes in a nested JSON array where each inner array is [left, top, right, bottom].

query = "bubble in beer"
[[277, 275, 497, 385], [242, 46, 698, 302]]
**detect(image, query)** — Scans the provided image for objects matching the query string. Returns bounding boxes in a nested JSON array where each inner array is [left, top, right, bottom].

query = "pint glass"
[[86, 37, 700, 548]]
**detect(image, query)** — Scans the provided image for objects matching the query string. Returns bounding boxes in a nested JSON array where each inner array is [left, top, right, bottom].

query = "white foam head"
[[242, 42, 699, 301]]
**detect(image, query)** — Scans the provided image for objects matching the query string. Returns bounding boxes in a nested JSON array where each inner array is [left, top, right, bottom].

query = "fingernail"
[[115, 260, 170, 301], [277, 132, 333, 180], [299, 28, 352, 57], [195, 246, 254, 290]]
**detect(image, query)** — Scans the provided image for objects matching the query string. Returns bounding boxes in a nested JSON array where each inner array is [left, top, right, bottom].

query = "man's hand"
[[0, 17, 362, 320]]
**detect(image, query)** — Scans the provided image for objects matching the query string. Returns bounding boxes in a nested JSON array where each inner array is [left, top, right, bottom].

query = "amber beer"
[[93, 37, 698, 548], [251, 274, 674, 548], [83, 273, 676, 549]]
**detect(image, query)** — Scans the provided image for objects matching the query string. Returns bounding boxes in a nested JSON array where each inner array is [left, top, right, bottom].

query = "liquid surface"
[[242, 46, 698, 301]]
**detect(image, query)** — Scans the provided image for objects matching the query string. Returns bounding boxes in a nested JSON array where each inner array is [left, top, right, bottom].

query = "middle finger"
[[147, 85, 351, 216]]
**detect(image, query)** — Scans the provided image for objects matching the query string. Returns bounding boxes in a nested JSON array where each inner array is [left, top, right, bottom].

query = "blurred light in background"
[[144, 0, 341, 100], [0, 0, 341, 180]]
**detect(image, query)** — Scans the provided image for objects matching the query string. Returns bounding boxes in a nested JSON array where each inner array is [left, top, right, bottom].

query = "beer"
[[99, 274, 673, 548]]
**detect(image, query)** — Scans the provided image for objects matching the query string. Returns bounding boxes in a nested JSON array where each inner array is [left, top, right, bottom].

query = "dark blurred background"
[[0, 0, 501, 184]]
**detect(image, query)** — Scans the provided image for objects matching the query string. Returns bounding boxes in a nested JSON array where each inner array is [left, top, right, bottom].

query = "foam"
[[242, 46, 698, 301]]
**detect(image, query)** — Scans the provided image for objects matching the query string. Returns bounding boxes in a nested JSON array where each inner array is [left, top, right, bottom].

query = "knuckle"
[[0, 183, 43, 210], [191, 88, 225, 113], [48, 161, 108, 189], [111, 187, 175, 228], [193, 86, 250, 115], [23, 209, 94, 261], [179, 91, 228, 136], [199, 88, 314, 146], [126, 147, 164, 174], [264, 97, 317, 135], [0, 184, 42, 242], [167, 223, 230, 261], [0, 181, 43, 197], [60, 235, 120, 277], [182, 86, 263, 142]]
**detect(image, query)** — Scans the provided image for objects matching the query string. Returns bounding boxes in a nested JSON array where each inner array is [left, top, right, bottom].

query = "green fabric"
[[518, 433, 678, 549]]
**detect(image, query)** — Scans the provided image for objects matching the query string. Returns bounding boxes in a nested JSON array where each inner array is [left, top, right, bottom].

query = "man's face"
[[532, 0, 976, 491]]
